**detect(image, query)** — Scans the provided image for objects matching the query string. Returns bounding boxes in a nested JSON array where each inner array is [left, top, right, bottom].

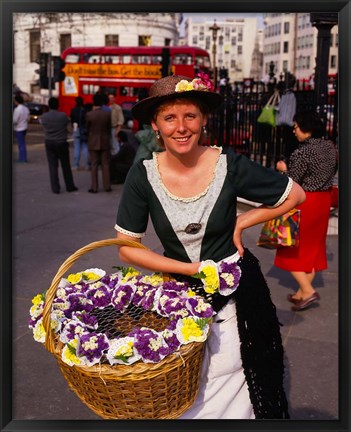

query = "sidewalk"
[[12, 143, 338, 421]]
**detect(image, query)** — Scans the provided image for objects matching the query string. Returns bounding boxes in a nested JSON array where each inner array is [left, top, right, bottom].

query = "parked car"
[[25, 102, 49, 123]]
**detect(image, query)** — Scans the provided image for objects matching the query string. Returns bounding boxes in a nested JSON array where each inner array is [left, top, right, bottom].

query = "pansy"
[[162, 328, 181, 351], [76, 332, 109, 366], [32, 318, 46, 343], [66, 292, 94, 314], [130, 327, 170, 363], [111, 284, 135, 312], [196, 260, 220, 294], [71, 311, 98, 330], [186, 296, 214, 318], [81, 268, 106, 283], [218, 261, 242, 296], [86, 284, 112, 309], [60, 320, 89, 343], [66, 272, 82, 284], [106, 337, 141, 365]]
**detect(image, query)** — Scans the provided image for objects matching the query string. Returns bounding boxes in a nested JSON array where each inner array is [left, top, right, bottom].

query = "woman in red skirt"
[[275, 111, 337, 311]]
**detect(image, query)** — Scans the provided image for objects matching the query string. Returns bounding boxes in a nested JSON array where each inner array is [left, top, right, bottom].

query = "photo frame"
[[1, 1, 350, 431]]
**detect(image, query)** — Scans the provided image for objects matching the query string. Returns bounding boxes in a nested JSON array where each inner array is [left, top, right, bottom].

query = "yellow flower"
[[202, 265, 219, 294], [181, 317, 203, 342], [115, 341, 134, 358], [187, 289, 196, 297], [141, 274, 163, 286], [82, 271, 100, 281], [32, 294, 44, 305], [121, 268, 140, 283], [175, 80, 194, 92], [67, 272, 82, 284], [62, 339, 83, 366], [33, 320, 46, 343]]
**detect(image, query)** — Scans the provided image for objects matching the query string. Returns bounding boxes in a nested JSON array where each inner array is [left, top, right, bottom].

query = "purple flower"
[[162, 329, 181, 352], [218, 261, 242, 295], [67, 292, 94, 314], [162, 280, 188, 292], [111, 284, 134, 312], [186, 296, 213, 318], [60, 320, 89, 343], [132, 285, 155, 308], [71, 311, 98, 330], [129, 327, 171, 363], [86, 284, 112, 309], [76, 332, 109, 364]]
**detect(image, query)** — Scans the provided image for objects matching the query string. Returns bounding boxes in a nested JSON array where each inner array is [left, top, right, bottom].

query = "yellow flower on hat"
[[175, 80, 194, 92]]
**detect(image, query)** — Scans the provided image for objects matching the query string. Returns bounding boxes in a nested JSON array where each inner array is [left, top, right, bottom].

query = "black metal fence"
[[208, 75, 338, 168]]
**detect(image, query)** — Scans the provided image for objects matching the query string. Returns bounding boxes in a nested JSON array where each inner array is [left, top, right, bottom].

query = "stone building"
[[13, 12, 181, 101]]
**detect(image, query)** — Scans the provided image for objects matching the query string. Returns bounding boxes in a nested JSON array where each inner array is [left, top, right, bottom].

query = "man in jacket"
[[40, 97, 78, 194], [85, 93, 112, 193]]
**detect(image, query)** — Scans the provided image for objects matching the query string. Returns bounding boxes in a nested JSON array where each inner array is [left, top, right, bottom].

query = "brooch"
[[185, 223, 202, 235]]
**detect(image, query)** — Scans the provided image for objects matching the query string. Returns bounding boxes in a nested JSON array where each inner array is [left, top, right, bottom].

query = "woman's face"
[[151, 99, 207, 155], [293, 123, 311, 142]]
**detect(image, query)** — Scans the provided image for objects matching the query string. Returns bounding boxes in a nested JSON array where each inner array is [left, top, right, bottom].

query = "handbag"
[[257, 91, 280, 127], [257, 208, 300, 249]]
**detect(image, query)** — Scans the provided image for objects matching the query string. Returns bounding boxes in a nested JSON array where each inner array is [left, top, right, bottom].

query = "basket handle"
[[42, 238, 148, 353]]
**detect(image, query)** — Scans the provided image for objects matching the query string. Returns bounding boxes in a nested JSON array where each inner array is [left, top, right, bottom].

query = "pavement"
[[12, 142, 338, 422]]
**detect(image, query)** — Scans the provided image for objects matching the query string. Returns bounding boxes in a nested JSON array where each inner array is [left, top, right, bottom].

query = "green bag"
[[257, 91, 280, 127]]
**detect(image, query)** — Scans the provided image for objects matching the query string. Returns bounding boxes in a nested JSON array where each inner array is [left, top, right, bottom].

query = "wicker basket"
[[42, 238, 206, 419]]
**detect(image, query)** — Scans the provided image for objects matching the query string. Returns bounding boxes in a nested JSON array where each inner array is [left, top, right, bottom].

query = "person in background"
[[110, 130, 136, 184], [40, 97, 78, 194], [115, 74, 305, 419], [13, 94, 30, 163], [85, 93, 112, 193], [108, 92, 125, 157], [275, 110, 338, 311], [70, 96, 90, 170]]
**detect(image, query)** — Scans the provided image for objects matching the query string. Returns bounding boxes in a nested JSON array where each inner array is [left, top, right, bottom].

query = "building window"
[[139, 35, 151, 46], [219, 35, 223, 45], [284, 22, 290, 34], [330, 55, 337, 69], [29, 30, 40, 63], [231, 36, 236, 46], [60, 34, 71, 54], [237, 45, 242, 55], [192, 35, 198, 45], [164, 38, 171, 46], [283, 41, 289, 53], [205, 36, 211, 50], [105, 35, 119, 46], [238, 32, 243, 42], [330, 34, 334, 47], [283, 60, 288, 71]]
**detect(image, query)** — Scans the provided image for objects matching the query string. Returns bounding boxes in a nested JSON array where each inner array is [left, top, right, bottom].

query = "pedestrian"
[[110, 130, 136, 184], [13, 94, 30, 163], [108, 92, 125, 156], [275, 110, 338, 311], [40, 97, 78, 194], [85, 93, 112, 193], [70, 96, 90, 171], [114, 74, 305, 419]]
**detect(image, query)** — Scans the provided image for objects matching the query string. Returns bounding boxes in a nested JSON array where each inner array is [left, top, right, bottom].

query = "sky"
[[180, 13, 264, 36]]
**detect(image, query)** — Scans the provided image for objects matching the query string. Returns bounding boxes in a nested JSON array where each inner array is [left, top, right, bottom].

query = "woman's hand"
[[233, 214, 245, 257], [276, 160, 287, 173]]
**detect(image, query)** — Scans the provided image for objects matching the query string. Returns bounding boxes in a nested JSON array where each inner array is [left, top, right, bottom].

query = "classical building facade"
[[182, 16, 260, 83], [262, 13, 338, 81], [13, 12, 181, 100]]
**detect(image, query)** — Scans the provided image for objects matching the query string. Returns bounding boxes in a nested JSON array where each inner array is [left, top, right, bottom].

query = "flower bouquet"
[[30, 238, 241, 419]]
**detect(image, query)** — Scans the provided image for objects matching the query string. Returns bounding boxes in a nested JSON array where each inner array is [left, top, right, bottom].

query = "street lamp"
[[210, 20, 220, 89]]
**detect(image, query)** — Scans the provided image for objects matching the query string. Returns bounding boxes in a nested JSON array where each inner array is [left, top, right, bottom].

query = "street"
[[12, 141, 338, 422]]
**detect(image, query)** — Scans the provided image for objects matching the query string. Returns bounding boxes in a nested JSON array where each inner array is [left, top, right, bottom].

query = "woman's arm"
[[233, 180, 305, 256], [116, 232, 200, 275]]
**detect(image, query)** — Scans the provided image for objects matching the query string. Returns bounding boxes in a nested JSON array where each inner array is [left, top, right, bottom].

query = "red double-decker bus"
[[58, 46, 211, 116]]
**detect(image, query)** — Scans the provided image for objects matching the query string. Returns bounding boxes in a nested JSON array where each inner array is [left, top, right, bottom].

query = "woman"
[[275, 111, 337, 311], [115, 74, 305, 419]]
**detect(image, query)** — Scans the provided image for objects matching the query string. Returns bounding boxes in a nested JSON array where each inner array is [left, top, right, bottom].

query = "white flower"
[[33, 319, 46, 343]]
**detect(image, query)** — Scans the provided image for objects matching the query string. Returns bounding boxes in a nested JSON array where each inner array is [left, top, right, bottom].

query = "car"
[[25, 102, 49, 123]]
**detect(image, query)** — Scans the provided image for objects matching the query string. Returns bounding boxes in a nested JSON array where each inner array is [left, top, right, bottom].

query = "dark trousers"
[[15, 130, 28, 162], [89, 149, 111, 191], [45, 140, 76, 193]]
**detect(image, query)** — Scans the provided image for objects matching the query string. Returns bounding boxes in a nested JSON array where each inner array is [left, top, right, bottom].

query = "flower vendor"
[[114, 74, 305, 419]]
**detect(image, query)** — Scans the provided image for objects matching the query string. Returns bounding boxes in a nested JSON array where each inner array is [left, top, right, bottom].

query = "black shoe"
[[88, 189, 98, 193], [67, 187, 78, 192], [53, 191, 60, 194], [105, 188, 112, 192]]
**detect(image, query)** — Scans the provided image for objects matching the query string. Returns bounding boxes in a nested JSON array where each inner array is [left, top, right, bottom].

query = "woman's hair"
[[293, 110, 325, 138], [152, 96, 209, 148]]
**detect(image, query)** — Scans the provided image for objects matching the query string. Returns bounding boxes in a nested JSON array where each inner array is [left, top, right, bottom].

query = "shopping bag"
[[257, 208, 300, 249], [257, 91, 280, 127], [276, 91, 296, 127]]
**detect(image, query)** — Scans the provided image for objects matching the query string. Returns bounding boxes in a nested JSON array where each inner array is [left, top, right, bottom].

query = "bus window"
[[82, 84, 100, 95], [65, 54, 80, 63], [196, 55, 210, 69], [151, 55, 162, 64], [122, 55, 132, 64], [87, 55, 104, 64], [173, 54, 193, 65], [104, 55, 120, 64]]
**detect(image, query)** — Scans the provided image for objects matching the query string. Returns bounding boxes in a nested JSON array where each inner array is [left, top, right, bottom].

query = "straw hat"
[[132, 74, 222, 124]]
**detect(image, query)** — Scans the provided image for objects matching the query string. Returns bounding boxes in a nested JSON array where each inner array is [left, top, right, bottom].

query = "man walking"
[[40, 97, 78, 194], [86, 93, 112, 193], [70, 96, 90, 170], [13, 94, 30, 163]]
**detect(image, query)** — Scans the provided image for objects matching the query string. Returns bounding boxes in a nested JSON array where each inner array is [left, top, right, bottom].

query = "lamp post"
[[210, 20, 220, 89]]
